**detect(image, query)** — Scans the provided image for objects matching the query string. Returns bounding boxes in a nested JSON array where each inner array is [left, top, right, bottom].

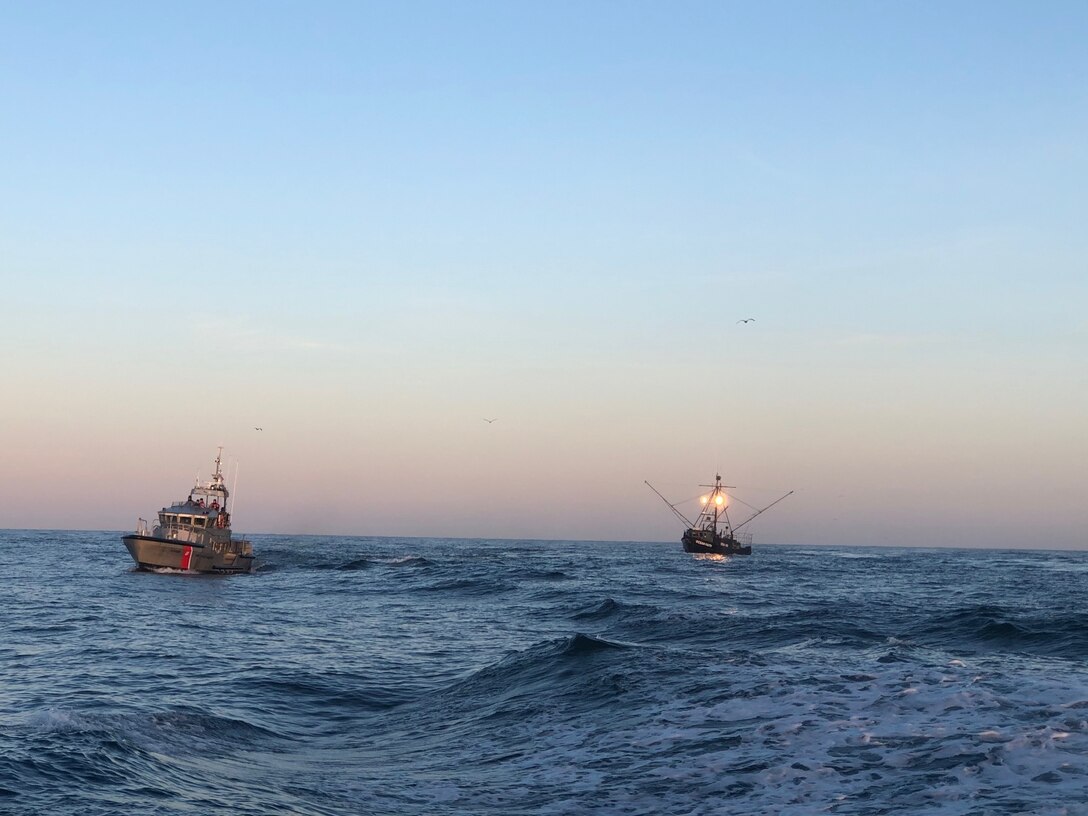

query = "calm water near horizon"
[[2, 531, 1087, 815]]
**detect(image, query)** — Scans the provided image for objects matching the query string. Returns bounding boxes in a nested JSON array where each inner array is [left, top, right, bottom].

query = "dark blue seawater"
[[3, 532, 1088, 815]]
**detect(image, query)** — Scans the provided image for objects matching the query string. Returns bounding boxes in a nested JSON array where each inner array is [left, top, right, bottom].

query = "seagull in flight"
[[483, 418, 498, 424], [737, 318, 755, 324], [254, 427, 263, 431]]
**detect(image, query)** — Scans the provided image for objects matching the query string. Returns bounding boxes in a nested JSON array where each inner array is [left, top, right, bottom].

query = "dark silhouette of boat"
[[646, 473, 792, 556], [122, 448, 255, 574]]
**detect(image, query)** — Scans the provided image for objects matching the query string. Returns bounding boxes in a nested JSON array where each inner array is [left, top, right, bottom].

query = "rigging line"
[[672, 492, 708, 507], [722, 491, 760, 512], [733, 491, 794, 532], [644, 481, 694, 528]]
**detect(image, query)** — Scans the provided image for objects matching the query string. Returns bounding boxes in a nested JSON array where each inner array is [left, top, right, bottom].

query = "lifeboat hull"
[[122, 534, 255, 574]]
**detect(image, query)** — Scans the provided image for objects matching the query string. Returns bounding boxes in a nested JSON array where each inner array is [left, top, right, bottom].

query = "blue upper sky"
[[1, 1, 1085, 547]]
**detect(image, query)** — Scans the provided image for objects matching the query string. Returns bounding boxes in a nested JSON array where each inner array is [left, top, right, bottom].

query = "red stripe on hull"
[[180, 546, 193, 570]]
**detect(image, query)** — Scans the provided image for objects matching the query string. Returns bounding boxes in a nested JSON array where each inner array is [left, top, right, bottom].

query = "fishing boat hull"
[[682, 529, 752, 556], [122, 534, 255, 574]]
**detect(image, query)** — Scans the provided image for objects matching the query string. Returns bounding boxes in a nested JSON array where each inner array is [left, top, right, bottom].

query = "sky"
[[1, 1, 1085, 548]]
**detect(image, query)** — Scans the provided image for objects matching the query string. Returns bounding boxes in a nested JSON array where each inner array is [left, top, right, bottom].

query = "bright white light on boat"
[[715, 495, 725, 506], [700, 496, 709, 505]]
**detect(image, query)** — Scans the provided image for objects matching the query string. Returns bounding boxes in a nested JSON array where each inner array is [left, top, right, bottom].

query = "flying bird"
[[254, 427, 263, 431], [737, 318, 755, 324], [483, 418, 498, 424]]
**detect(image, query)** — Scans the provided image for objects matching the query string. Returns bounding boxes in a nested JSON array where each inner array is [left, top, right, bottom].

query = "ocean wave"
[[516, 568, 572, 581], [560, 632, 632, 655], [254, 546, 434, 573], [331, 555, 435, 572], [7, 707, 332, 816], [144, 708, 284, 745], [604, 604, 886, 652], [435, 632, 638, 723], [3, 704, 287, 811], [571, 597, 625, 620], [245, 670, 415, 713], [910, 605, 1088, 657], [384, 555, 432, 567], [464, 632, 634, 680], [27, 706, 283, 752], [420, 576, 514, 595]]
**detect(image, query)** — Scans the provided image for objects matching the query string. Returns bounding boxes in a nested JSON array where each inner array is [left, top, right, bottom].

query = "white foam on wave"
[[25, 707, 86, 732], [465, 654, 1088, 814]]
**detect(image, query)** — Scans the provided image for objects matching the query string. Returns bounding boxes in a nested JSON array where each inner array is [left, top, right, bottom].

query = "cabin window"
[[179, 515, 192, 525], [194, 517, 206, 528]]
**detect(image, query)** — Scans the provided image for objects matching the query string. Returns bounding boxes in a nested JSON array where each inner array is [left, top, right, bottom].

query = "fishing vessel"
[[122, 449, 255, 573], [646, 473, 792, 556]]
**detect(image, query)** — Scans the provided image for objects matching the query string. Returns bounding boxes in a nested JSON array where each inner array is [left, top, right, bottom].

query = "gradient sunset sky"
[[2, 1, 1085, 548]]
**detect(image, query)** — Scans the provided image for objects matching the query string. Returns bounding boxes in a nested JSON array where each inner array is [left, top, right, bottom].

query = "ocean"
[[2, 531, 1087, 815]]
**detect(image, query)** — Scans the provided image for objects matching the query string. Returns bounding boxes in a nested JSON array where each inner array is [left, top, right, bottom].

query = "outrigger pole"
[[644, 481, 694, 527], [732, 490, 794, 532]]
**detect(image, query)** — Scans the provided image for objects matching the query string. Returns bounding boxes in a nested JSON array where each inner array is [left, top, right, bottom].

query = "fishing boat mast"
[[696, 473, 733, 540]]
